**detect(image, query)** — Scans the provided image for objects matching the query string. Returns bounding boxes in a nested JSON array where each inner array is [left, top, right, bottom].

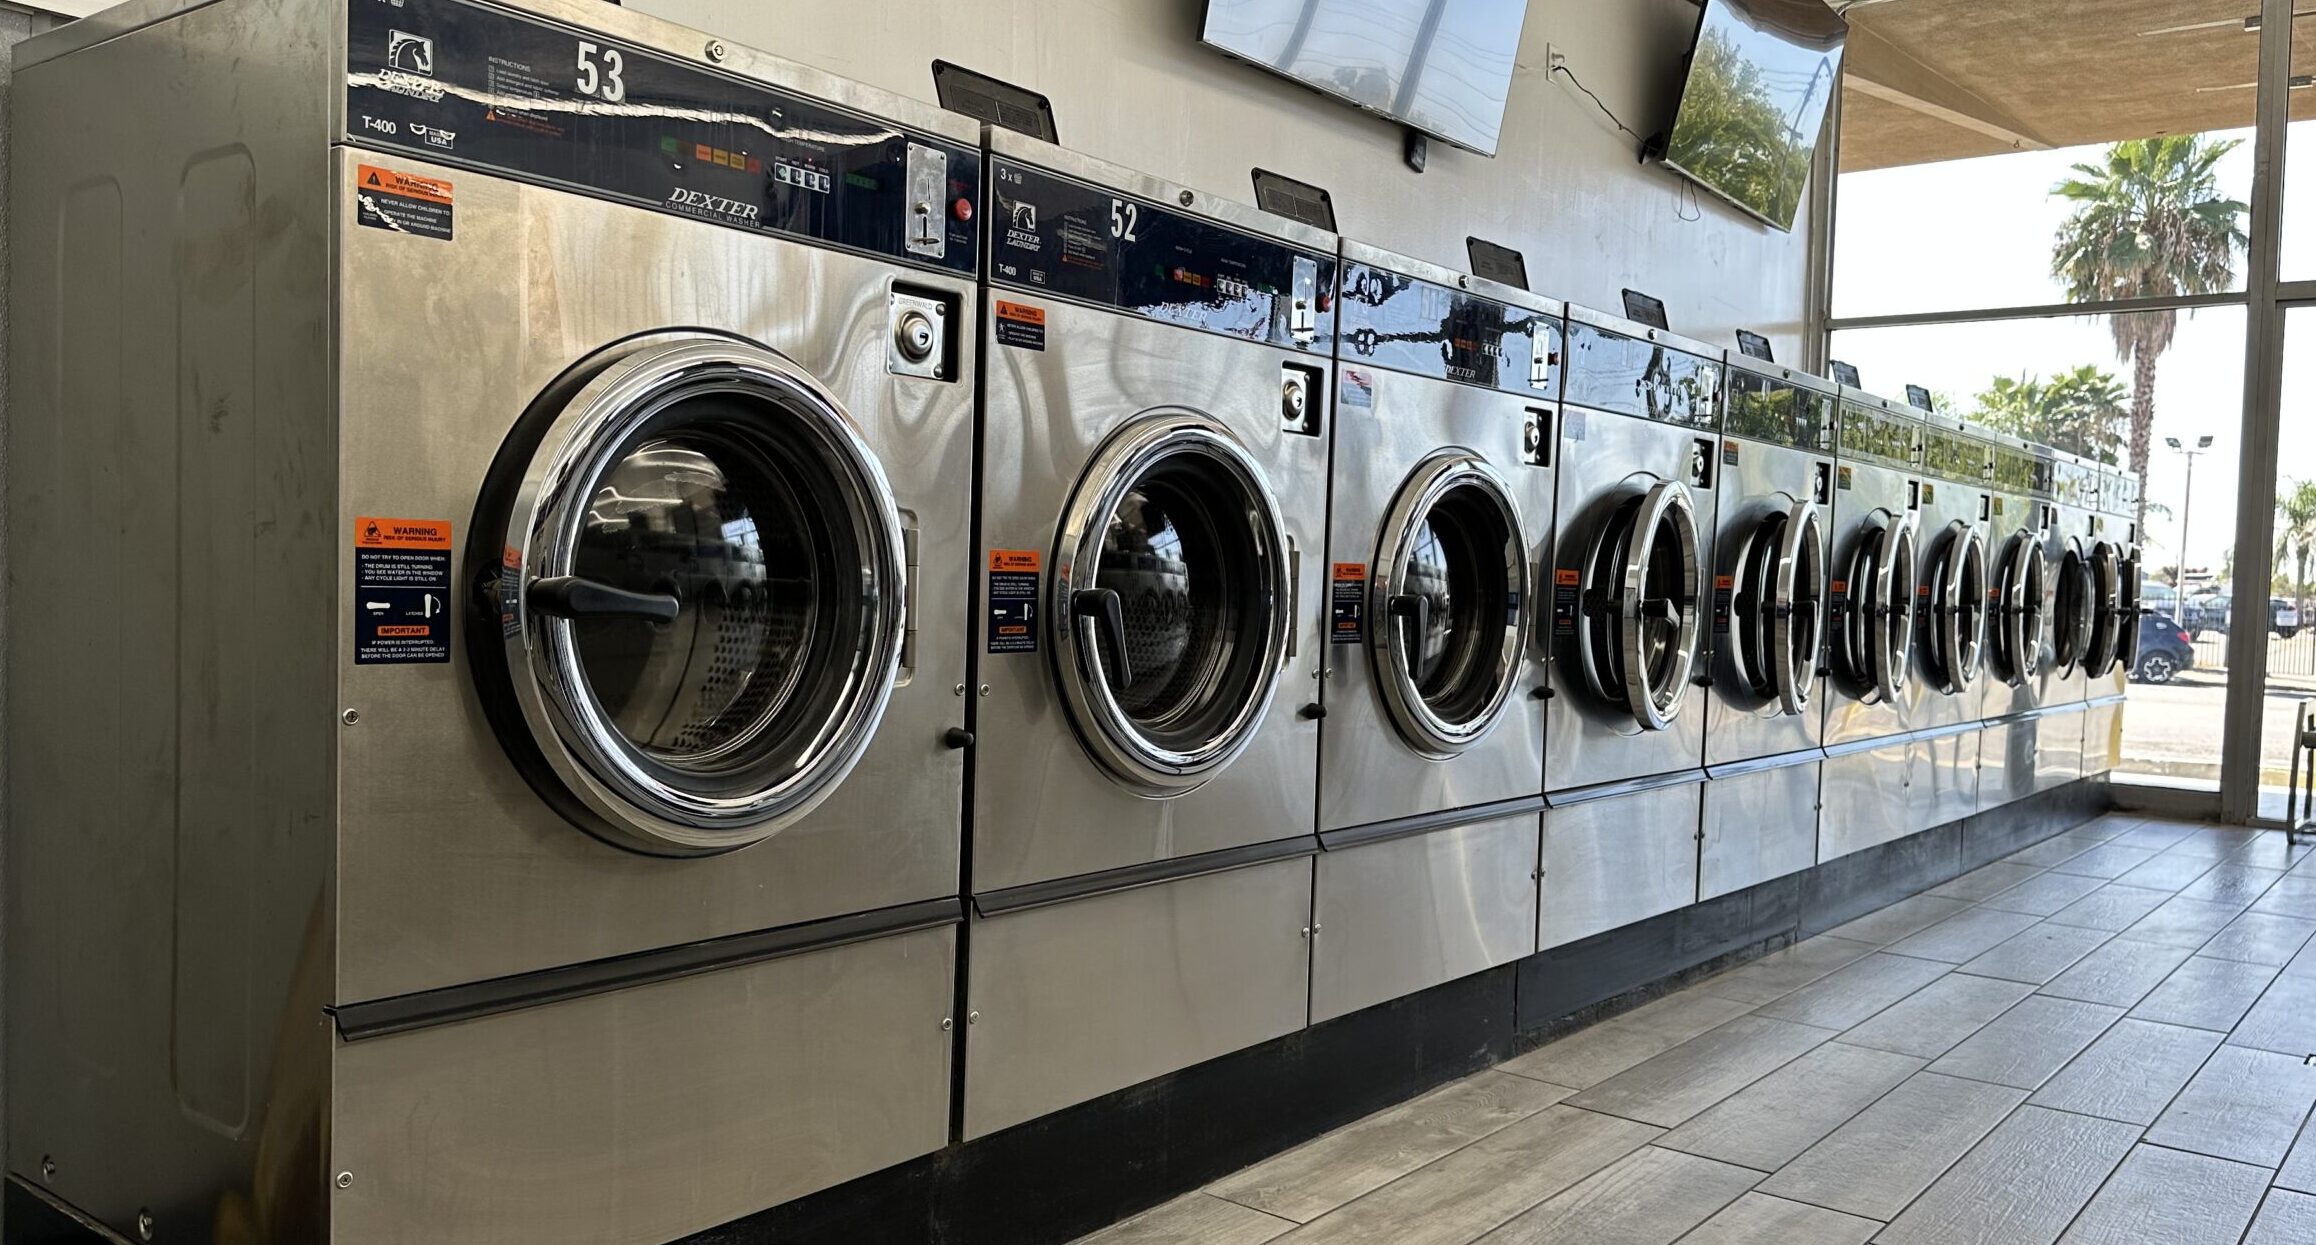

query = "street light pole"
[[2168, 434, 2217, 593]]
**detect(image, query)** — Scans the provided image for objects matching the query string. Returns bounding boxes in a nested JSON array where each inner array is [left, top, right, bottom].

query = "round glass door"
[[2117, 545, 2143, 670], [2085, 540, 2126, 676], [1577, 479, 1701, 731], [2053, 539, 2094, 673], [475, 336, 907, 855], [1871, 517, 1919, 703], [1725, 499, 1825, 716], [1928, 520, 1988, 696], [1991, 528, 2048, 687], [1051, 414, 1292, 795], [1368, 452, 1531, 758]]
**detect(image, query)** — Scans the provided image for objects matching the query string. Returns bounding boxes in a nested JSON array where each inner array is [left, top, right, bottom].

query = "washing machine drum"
[[1577, 479, 1702, 731], [1927, 520, 1989, 696], [1052, 414, 1294, 795], [1723, 498, 1825, 716], [1831, 511, 1917, 704], [1367, 452, 1532, 758], [1991, 527, 2048, 687], [472, 336, 907, 856]]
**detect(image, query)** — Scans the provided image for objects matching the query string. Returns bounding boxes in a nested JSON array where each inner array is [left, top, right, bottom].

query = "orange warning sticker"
[[356, 516, 453, 549], [357, 164, 452, 206], [990, 549, 1042, 573], [1332, 562, 1368, 582], [1555, 568, 1582, 587], [1714, 575, 1735, 591], [994, 301, 1046, 326], [1831, 580, 1849, 593]]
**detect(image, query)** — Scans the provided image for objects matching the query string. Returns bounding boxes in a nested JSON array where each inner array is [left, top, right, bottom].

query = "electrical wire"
[[1552, 64, 1645, 145], [1677, 177, 1702, 222]]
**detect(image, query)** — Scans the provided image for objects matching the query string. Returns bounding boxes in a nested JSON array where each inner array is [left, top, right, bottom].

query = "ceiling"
[[1838, 0, 2316, 170]]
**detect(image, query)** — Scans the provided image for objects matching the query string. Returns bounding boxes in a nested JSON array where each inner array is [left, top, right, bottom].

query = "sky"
[[1826, 114, 2316, 588]]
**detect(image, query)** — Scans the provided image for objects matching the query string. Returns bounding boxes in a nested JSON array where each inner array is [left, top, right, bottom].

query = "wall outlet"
[[1545, 44, 1567, 75]]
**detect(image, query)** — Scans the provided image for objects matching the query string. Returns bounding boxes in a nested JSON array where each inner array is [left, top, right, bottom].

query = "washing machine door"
[[1869, 516, 1919, 703], [476, 336, 908, 855], [1367, 452, 1532, 759], [1992, 528, 2047, 687], [2117, 544, 2144, 670], [2052, 537, 2094, 674], [1051, 414, 1294, 795], [1577, 479, 1702, 731], [1928, 520, 1988, 695], [2085, 540, 2126, 676], [1725, 498, 1825, 716]]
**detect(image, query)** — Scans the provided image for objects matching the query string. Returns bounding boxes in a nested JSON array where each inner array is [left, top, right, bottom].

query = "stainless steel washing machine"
[[962, 132, 1333, 1138], [2035, 453, 2102, 787], [9, 1, 981, 1240], [1978, 433, 2059, 810], [1697, 356, 1835, 900], [1906, 413, 1994, 834], [2083, 466, 2140, 778], [1537, 307, 1720, 950], [1818, 389, 1926, 862], [1306, 243, 1555, 1021]]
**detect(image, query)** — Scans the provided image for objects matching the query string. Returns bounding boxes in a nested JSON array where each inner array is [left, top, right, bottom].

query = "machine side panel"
[[1537, 782, 1702, 950], [1699, 761, 1821, 900], [1310, 814, 1541, 1022], [1818, 739, 1912, 862], [4, 0, 341, 1236]]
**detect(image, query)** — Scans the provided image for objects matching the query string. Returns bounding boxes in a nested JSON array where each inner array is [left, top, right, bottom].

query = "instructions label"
[[1553, 566, 1581, 637], [1713, 573, 1735, 634], [355, 516, 453, 664], [994, 300, 1047, 351], [987, 549, 1041, 653], [354, 164, 455, 240], [1330, 563, 1367, 645]]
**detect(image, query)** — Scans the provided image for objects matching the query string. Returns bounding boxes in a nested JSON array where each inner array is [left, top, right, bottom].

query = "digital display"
[[1662, 0, 1847, 231], [1200, 0, 1530, 156]]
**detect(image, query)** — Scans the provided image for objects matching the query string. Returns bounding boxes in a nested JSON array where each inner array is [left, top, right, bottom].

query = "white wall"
[[634, 0, 1816, 359]]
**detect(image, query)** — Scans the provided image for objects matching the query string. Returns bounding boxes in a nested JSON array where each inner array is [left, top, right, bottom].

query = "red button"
[[953, 197, 975, 222]]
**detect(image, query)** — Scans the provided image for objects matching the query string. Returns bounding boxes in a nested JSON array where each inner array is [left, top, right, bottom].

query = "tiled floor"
[[1076, 814, 2316, 1245]]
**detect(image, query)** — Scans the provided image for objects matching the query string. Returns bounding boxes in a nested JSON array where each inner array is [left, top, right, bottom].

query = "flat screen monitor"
[[1201, 0, 1531, 157], [1661, 0, 1846, 232]]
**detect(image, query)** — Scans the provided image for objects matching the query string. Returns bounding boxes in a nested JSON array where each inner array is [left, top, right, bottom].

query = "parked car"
[[2181, 593, 2299, 639], [2132, 611, 2196, 684]]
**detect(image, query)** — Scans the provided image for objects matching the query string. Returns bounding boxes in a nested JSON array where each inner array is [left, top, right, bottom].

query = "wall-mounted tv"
[[1201, 0, 1531, 157], [1660, 0, 1847, 232]]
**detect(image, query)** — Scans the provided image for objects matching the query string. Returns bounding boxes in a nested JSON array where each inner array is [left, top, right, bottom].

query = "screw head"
[[978, 684, 991, 696], [967, 1010, 981, 1024], [341, 708, 360, 725], [137, 1210, 154, 1241], [336, 1171, 354, 1189], [39, 1155, 55, 1180], [954, 683, 968, 696], [940, 1017, 953, 1031], [704, 39, 727, 62], [1178, 190, 1195, 207]]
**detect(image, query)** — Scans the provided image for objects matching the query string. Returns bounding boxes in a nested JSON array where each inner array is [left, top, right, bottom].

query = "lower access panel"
[[1539, 782, 1702, 951], [1311, 815, 1540, 1023], [1819, 739, 1912, 863], [2039, 710, 2088, 788], [1912, 731, 1982, 836], [2083, 700, 2123, 778], [1700, 762, 1821, 901], [962, 857, 1313, 1139], [329, 926, 955, 1245], [1980, 719, 2036, 809]]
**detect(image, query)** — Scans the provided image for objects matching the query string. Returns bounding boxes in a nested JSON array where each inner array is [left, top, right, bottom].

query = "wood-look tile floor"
[[1076, 814, 2316, 1245]]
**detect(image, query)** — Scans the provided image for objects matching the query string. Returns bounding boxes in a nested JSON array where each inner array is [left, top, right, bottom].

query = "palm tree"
[[2050, 136, 2249, 533], [1970, 364, 2129, 462], [2275, 479, 2316, 612]]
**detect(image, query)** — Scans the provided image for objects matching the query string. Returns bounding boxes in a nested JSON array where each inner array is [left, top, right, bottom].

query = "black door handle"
[[1072, 588, 1133, 689], [1388, 593, 1430, 652], [943, 727, 975, 749], [528, 576, 681, 623]]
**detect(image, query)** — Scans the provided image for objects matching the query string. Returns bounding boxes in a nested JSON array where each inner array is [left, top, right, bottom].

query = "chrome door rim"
[[499, 337, 906, 854], [1932, 520, 1987, 695], [1620, 481, 1701, 730], [2086, 541, 2125, 676], [1871, 516, 1918, 703], [1836, 514, 1885, 694], [2118, 546, 2143, 669], [1050, 413, 1292, 795], [1723, 508, 1775, 701], [1367, 452, 1531, 759], [2054, 538, 2093, 672], [1771, 499, 1825, 716]]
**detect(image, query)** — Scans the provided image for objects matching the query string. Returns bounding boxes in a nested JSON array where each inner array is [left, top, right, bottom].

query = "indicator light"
[[953, 197, 974, 222]]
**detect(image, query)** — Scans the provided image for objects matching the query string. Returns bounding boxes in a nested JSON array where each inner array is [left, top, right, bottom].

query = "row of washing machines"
[[2, 0, 2141, 1241]]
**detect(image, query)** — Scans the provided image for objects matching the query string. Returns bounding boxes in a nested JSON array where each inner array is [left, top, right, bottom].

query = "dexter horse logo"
[[387, 30, 434, 75]]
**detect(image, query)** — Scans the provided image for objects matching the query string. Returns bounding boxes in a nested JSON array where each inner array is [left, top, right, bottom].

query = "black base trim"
[[1546, 765, 1707, 807], [1319, 795, 1547, 852], [971, 835, 1317, 917], [331, 896, 964, 1041]]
